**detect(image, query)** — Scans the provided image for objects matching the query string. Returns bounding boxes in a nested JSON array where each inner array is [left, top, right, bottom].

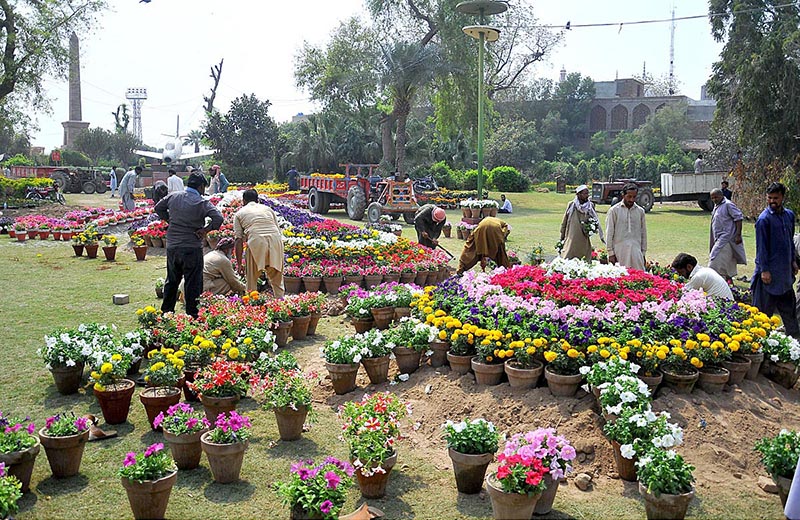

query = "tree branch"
[[203, 58, 224, 113], [404, 0, 438, 46]]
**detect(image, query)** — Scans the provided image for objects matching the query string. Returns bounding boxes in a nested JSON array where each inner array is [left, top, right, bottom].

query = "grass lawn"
[[0, 191, 775, 520]]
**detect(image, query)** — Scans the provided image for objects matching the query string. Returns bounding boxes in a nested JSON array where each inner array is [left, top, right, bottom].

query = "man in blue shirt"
[[751, 182, 799, 338], [155, 172, 224, 317]]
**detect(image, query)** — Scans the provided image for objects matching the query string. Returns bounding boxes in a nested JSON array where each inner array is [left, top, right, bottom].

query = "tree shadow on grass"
[[266, 436, 322, 458], [17, 490, 38, 513], [42, 386, 94, 410], [36, 474, 90, 496], [203, 479, 256, 503], [175, 466, 213, 489]]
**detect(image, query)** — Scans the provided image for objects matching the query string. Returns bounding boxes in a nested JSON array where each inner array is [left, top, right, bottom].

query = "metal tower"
[[126, 88, 147, 141]]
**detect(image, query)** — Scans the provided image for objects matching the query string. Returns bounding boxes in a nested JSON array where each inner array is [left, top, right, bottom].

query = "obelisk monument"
[[62, 32, 90, 147]]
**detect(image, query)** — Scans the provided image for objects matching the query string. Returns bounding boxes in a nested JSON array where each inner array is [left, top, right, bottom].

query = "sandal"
[[83, 415, 118, 441]]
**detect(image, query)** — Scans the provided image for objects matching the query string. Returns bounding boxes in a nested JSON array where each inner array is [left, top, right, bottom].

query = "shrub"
[[490, 166, 530, 193], [754, 429, 800, 479]]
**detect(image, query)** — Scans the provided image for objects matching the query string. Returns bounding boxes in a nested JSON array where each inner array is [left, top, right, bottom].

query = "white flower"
[[353, 354, 362, 363], [771, 354, 780, 362], [620, 444, 636, 459], [453, 421, 467, 433], [605, 403, 623, 415], [579, 366, 591, 375], [619, 391, 638, 404]]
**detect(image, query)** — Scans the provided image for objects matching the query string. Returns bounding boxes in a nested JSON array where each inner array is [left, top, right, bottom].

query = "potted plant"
[[485, 431, 550, 520], [38, 221, 51, 240], [637, 449, 696, 520], [543, 345, 586, 396], [442, 418, 499, 494], [38, 412, 90, 478], [276, 457, 354, 520], [0, 463, 22, 519], [321, 336, 363, 395], [39, 326, 89, 395], [119, 443, 178, 520], [88, 347, 135, 425], [200, 411, 252, 483], [755, 429, 800, 507], [140, 348, 185, 430], [154, 403, 210, 470], [101, 234, 118, 261], [190, 360, 251, 423], [659, 345, 700, 393], [266, 299, 293, 348], [251, 368, 314, 441], [523, 428, 577, 514], [385, 317, 434, 375], [155, 277, 165, 299], [132, 232, 148, 261], [120, 329, 150, 376], [13, 222, 26, 242], [505, 339, 544, 389], [596, 375, 652, 422], [338, 392, 409, 498], [345, 294, 375, 333], [761, 331, 800, 389], [350, 329, 391, 385], [0, 413, 39, 493], [81, 224, 101, 258]]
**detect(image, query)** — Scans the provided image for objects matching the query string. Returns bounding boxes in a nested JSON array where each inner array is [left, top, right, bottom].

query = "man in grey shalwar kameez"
[[709, 188, 746, 279], [560, 185, 604, 261]]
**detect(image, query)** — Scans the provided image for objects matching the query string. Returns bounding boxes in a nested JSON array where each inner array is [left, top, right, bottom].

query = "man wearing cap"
[[560, 185, 603, 261], [414, 204, 447, 249], [498, 194, 513, 214], [234, 189, 285, 298], [605, 183, 647, 270], [119, 166, 142, 211], [155, 172, 224, 317], [167, 168, 184, 193], [203, 237, 246, 296]]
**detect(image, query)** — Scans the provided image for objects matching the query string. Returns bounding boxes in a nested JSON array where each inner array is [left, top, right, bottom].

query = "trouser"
[[245, 249, 285, 298], [498, 208, 511, 213], [753, 278, 800, 337], [121, 192, 135, 211], [162, 247, 204, 317]]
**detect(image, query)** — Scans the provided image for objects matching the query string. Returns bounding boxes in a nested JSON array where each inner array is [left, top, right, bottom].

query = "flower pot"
[[775, 474, 792, 507], [639, 371, 663, 396], [102, 246, 117, 261], [182, 369, 200, 402], [290, 315, 312, 340], [274, 320, 293, 348], [201, 432, 248, 483], [485, 473, 541, 520], [273, 405, 309, 441], [163, 429, 205, 470], [743, 351, 764, 380], [534, 473, 561, 515], [291, 504, 326, 520], [354, 451, 397, 499], [0, 439, 40, 493], [696, 366, 730, 394], [144, 235, 153, 247], [38, 231, 50, 240], [39, 428, 89, 478], [456, 228, 464, 240], [8, 229, 16, 238], [323, 276, 343, 294], [307, 313, 322, 336], [764, 360, 800, 389], [428, 341, 449, 368], [462, 207, 471, 218], [364, 274, 383, 289], [504, 360, 543, 389], [325, 362, 359, 395], [302, 276, 322, 293], [27, 229, 37, 239], [133, 245, 148, 261], [400, 272, 416, 284], [638, 482, 694, 520], [140, 387, 182, 431], [442, 225, 452, 238], [53, 231, 62, 241], [16, 231, 27, 242], [448, 448, 493, 494], [361, 356, 390, 385], [85, 244, 99, 259], [414, 271, 428, 286], [721, 356, 751, 386], [199, 394, 241, 424], [62, 231, 73, 241], [351, 317, 375, 334], [94, 379, 136, 424], [370, 306, 394, 330], [155, 286, 164, 299], [384, 273, 400, 284], [284, 276, 302, 294], [471, 357, 504, 386], [447, 352, 474, 375], [610, 440, 638, 482], [151, 236, 164, 248], [394, 347, 422, 375], [470, 208, 481, 219], [344, 274, 363, 287], [72, 244, 84, 256], [394, 306, 411, 321], [661, 366, 699, 394], [544, 366, 582, 396], [50, 363, 84, 395], [121, 470, 177, 519]]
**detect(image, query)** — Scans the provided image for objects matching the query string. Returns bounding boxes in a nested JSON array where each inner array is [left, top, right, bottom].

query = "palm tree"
[[380, 42, 442, 177], [183, 130, 204, 153]]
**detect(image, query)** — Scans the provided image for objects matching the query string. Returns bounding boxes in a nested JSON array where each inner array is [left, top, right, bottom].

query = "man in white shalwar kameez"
[[709, 188, 746, 279], [605, 183, 647, 271], [233, 189, 285, 297]]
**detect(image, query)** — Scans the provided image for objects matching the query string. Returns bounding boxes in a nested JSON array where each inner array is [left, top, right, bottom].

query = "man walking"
[[233, 189, 285, 298], [287, 166, 299, 191], [414, 204, 446, 249], [752, 182, 800, 338], [167, 169, 184, 193], [109, 166, 118, 198], [694, 154, 704, 174], [119, 166, 141, 211], [709, 188, 746, 279], [155, 172, 223, 318], [560, 185, 603, 261], [671, 253, 734, 300], [605, 183, 647, 270]]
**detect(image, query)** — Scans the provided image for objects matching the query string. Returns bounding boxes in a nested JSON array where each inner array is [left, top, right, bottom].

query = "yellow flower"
[[243, 337, 253, 345], [136, 309, 144, 316], [672, 347, 685, 356], [600, 349, 611, 358], [100, 362, 113, 374], [690, 357, 703, 368], [93, 383, 106, 392], [438, 330, 448, 340], [544, 351, 558, 362], [111, 354, 122, 361], [90, 371, 101, 380], [587, 345, 598, 353], [567, 348, 579, 359], [229, 347, 240, 359], [211, 329, 222, 337], [526, 347, 535, 355], [151, 362, 165, 371]]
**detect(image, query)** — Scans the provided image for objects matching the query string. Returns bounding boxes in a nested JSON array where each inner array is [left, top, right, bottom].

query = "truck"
[[591, 171, 732, 212], [7, 165, 108, 194]]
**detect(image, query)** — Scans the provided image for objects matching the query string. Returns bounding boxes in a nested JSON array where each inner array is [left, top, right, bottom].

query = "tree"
[[183, 130, 204, 153], [485, 119, 541, 170], [551, 72, 595, 139], [633, 71, 682, 97], [633, 103, 691, 155], [0, 1, 107, 107], [204, 94, 278, 168], [72, 127, 112, 164], [112, 104, 130, 133], [108, 131, 142, 166], [0, 102, 30, 156]]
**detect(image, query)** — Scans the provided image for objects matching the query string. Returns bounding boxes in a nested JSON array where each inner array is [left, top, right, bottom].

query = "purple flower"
[[74, 417, 89, 431], [186, 417, 198, 429], [297, 467, 311, 481], [123, 452, 137, 467], [560, 444, 576, 461], [324, 470, 341, 489], [319, 500, 334, 514], [0, 462, 6, 477], [144, 443, 164, 457], [153, 412, 164, 429], [45, 416, 56, 429], [26, 423, 35, 435]]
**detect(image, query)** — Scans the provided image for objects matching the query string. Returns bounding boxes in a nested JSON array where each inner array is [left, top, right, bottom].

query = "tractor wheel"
[[308, 188, 324, 214], [51, 171, 69, 192], [320, 193, 331, 214], [82, 181, 96, 194], [95, 181, 108, 194], [367, 202, 383, 224], [346, 185, 367, 221], [403, 212, 416, 224], [637, 188, 654, 213], [390, 213, 400, 220], [697, 198, 714, 212]]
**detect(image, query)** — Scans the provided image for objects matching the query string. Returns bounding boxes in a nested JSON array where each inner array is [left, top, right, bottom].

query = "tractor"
[[591, 179, 655, 212]]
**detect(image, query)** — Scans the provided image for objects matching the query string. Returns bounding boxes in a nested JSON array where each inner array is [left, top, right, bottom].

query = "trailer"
[[591, 171, 733, 212], [8, 165, 108, 194]]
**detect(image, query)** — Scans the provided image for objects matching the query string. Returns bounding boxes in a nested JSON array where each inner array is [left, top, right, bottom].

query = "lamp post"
[[456, 1, 507, 199]]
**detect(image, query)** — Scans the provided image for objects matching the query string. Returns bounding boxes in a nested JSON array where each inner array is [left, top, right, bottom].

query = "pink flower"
[[74, 417, 89, 431], [45, 416, 56, 429], [123, 452, 137, 467], [26, 423, 35, 435], [0, 462, 6, 477], [324, 470, 341, 489], [319, 500, 333, 514], [144, 443, 164, 457], [153, 413, 164, 429], [186, 417, 198, 429]]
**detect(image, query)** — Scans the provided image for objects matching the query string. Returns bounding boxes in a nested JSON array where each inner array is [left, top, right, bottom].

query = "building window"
[[589, 105, 607, 131], [632, 104, 651, 129], [610, 105, 628, 130]]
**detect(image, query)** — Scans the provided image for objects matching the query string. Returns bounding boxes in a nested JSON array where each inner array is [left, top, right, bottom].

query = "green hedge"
[[0, 176, 54, 198], [490, 166, 530, 193]]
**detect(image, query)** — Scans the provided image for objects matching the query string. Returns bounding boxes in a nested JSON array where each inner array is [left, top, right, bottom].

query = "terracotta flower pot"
[[775, 474, 792, 507], [639, 482, 694, 520], [485, 473, 541, 520], [290, 315, 311, 340], [447, 352, 474, 375], [364, 274, 383, 288], [764, 360, 800, 389], [470, 208, 481, 219], [133, 245, 148, 261], [72, 244, 84, 256], [743, 351, 764, 380], [273, 320, 293, 348], [504, 360, 543, 389], [449, 448, 493, 494], [201, 432, 249, 483], [94, 379, 136, 424], [273, 405, 309, 441], [199, 394, 241, 424], [323, 276, 343, 294], [0, 439, 40, 492], [428, 341, 449, 368], [638, 371, 663, 396], [721, 356, 751, 386], [354, 452, 397, 499], [39, 428, 89, 478], [163, 429, 205, 470], [471, 357, 504, 386], [610, 440, 638, 482], [103, 246, 117, 261], [414, 271, 428, 286], [351, 317, 374, 334], [534, 473, 561, 515], [27, 229, 37, 239], [696, 366, 729, 394], [302, 276, 322, 293], [53, 231, 62, 241], [394, 347, 422, 375], [370, 306, 394, 330], [393, 306, 411, 321], [140, 387, 182, 431], [284, 276, 302, 294], [344, 274, 363, 287], [544, 366, 582, 396], [307, 313, 322, 336], [361, 356, 390, 385], [442, 225, 452, 238], [182, 369, 199, 402], [399, 272, 416, 284], [661, 366, 699, 394], [151, 236, 163, 248], [38, 231, 50, 240], [121, 471, 177, 519], [384, 273, 400, 284], [325, 362, 359, 395], [85, 244, 99, 258], [50, 363, 84, 395]]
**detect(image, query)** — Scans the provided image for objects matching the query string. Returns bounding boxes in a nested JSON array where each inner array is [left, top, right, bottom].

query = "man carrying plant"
[[155, 172, 223, 318], [560, 185, 603, 262], [119, 166, 142, 211], [233, 189, 285, 298], [414, 204, 446, 249], [709, 188, 746, 280], [203, 237, 246, 296], [456, 216, 510, 275], [751, 182, 800, 338], [605, 183, 647, 270]]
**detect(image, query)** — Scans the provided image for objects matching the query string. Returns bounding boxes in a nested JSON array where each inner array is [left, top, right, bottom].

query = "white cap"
[[576, 185, 589, 194]]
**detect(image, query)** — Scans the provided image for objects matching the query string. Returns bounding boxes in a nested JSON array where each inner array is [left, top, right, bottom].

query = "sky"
[[31, 0, 723, 152]]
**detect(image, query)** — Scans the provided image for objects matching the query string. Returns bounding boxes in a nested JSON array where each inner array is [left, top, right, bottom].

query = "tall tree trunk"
[[380, 113, 395, 169], [394, 109, 409, 179]]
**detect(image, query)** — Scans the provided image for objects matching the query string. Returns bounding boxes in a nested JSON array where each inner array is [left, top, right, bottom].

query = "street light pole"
[[477, 29, 485, 198]]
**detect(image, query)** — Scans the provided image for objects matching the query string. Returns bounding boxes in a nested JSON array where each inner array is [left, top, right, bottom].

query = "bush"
[[428, 161, 454, 189], [58, 149, 91, 167], [450, 168, 479, 191], [490, 166, 529, 192], [224, 165, 269, 185], [1, 154, 33, 167]]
